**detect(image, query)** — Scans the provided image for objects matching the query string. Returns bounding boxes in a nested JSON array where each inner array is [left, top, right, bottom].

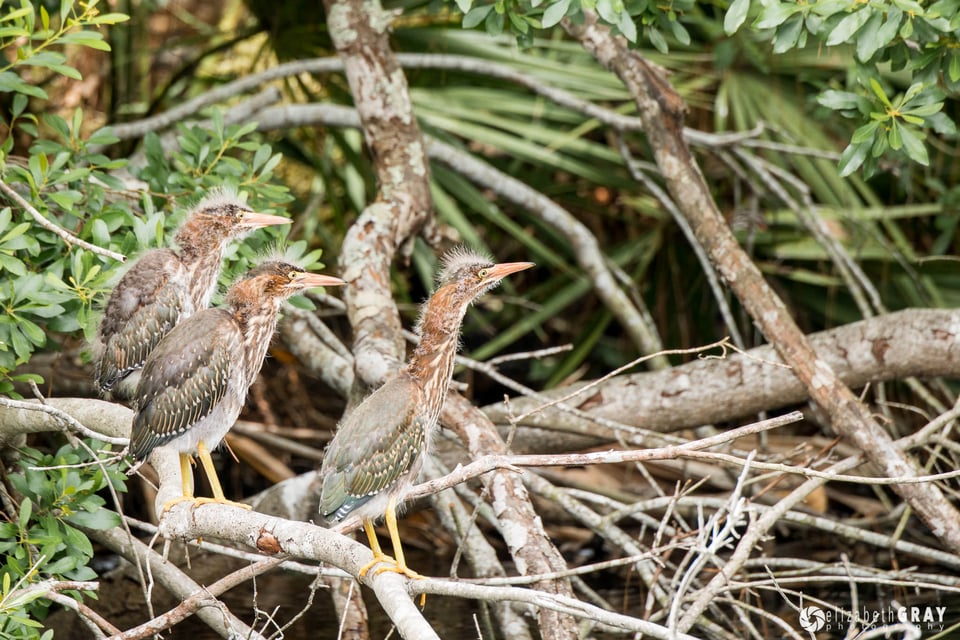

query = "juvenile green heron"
[[320, 248, 534, 577], [95, 189, 291, 400], [130, 261, 345, 510]]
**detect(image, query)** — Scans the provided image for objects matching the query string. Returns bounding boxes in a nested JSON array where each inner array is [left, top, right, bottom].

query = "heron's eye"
[[477, 268, 489, 280], [288, 271, 300, 280]]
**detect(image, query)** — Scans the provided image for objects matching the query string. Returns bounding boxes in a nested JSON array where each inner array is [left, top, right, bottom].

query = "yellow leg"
[[358, 518, 396, 577], [191, 441, 251, 510], [373, 496, 422, 579], [160, 453, 197, 512]]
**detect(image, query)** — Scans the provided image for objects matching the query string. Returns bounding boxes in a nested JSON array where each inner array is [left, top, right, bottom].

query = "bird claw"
[[358, 555, 422, 580], [374, 563, 423, 580], [358, 553, 395, 578]]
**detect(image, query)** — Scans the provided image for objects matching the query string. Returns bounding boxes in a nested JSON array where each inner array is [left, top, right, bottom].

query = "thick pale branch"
[[322, 0, 433, 387], [154, 503, 439, 639], [0, 397, 131, 446], [484, 308, 960, 435]]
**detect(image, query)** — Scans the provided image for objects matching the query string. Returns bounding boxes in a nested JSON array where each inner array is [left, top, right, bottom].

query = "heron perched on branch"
[[129, 261, 345, 510], [94, 189, 291, 400], [320, 248, 534, 577]]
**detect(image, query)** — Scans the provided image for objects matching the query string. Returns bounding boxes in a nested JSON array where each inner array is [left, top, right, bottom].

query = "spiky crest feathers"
[[437, 246, 494, 285]]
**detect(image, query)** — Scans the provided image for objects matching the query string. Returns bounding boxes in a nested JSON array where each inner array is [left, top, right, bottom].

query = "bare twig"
[[409, 411, 802, 500], [0, 178, 125, 262]]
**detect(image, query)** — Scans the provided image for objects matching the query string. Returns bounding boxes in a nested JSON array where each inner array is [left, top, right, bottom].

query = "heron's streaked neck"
[[176, 220, 232, 308], [231, 296, 284, 389], [406, 290, 470, 405]]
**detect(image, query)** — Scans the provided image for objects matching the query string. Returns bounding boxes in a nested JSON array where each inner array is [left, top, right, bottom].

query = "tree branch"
[[562, 7, 960, 626], [322, 0, 434, 388]]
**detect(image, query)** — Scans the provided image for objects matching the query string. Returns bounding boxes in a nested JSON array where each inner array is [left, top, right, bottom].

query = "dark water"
[[183, 552, 485, 639]]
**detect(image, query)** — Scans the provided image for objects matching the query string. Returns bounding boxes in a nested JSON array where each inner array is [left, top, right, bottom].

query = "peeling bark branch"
[[485, 308, 960, 436], [0, 398, 131, 445], [565, 12, 960, 560], [153, 503, 438, 639], [322, 0, 433, 388], [442, 393, 579, 640]]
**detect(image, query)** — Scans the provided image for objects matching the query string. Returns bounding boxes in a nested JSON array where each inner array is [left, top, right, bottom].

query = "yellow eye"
[[288, 271, 300, 280], [477, 268, 489, 280]]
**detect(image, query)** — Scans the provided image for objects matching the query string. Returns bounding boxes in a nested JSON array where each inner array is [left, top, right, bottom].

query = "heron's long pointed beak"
[[487, 261, 535, 280], [239, 212, 293, 228], [297, 273, 346, 289]]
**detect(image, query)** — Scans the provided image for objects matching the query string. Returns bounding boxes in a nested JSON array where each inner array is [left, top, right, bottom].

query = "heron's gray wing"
[[319, 374, 426, 521], [129, 309, 237, 459], [95, 250, 190, 393]]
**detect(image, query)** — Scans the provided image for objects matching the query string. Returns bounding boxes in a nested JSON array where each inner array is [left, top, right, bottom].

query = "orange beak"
[[487, 261, 535, 280], [239, 212, 293, 228], [295, 273, 346, 289]]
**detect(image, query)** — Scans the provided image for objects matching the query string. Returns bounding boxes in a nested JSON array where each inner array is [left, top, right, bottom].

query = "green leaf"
[[754, 1, 796, 30], [868, 78, 892, 107], [949, 51, 960, 83], [507, 8, 529, 32], [56, 31, 111, 51], [647, 25, 668, 53], [20, 303, 62, 319], [724, 0, 750, 34], [0, 7, 33, 23], [260, 152, 282, 177], [838, 142, 869, 177], [772, 14, 803, 52], [855, 11, 883, 61], [826, 8, 871, 46], [887, 119, 902, 150], [668, 19, 690, 45], [898, 124, 928, 165], [484, 9, 504, 35], [0, 221, 29, 243], [618, 9, 637, 42], [0, 253, 27, 276], [818, 90, 861, 111], [541, 0, 571, 28], [0, 70, 47, 98], [18, 497, 31, 529], [596, 0, 618, 24], [88, 12, 131, 24], [463, 5, 493, 28], [18, 318, 45, 346], [11, 92, 27, 117], [899, 15, 913, 37], [64, 508, 120, 530], [903, 99, 945, 122], [454, 0, 471, 13], [874, 6, 902, 50]]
